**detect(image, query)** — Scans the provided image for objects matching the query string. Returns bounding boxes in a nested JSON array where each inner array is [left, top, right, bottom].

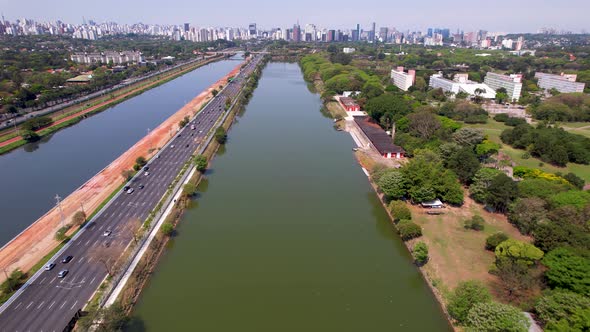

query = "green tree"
[[388, 201, 412, 221], [183, 183, 197, 197], [446, 147, 481, 184], [452, 128, 485, 147], [378, 170, 407, 200], [464, 215, 485, 231], [212, 89, 218, 97], [448, 280, 492, 324], [413, 241, 429, 265], [486, 232, 509, 251], [194, 155, 208, 172], [214, 127, 227, 144], [563, 173, 585, 190], [508, 197, 547, 235], [398, 222, 422, 241], [21, 130, 40, 142], [161, 222, 174, 236], [469, 168, 503, 203], [365, 94, 411, 123], [495, 239, 544, 266], [121, 169, 134, 181], [485, 173, 518, 212], [135, 156, 147, 167], [543, 247, 590, 295], [466, 302, 530, 332], [535, 290, 590, 327]]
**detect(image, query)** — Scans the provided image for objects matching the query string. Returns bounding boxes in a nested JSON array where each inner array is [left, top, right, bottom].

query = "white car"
[[44, 263, 56, 271], [144, 171, 150, 176], [103, 229, 112, 237], [126, 188, 134, 194]]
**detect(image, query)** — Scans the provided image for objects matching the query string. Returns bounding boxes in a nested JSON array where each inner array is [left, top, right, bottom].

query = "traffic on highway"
[[0, 53, 264, 332]]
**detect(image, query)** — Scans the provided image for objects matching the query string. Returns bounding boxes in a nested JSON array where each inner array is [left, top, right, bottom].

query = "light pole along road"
[[0, 54, 264, 332]]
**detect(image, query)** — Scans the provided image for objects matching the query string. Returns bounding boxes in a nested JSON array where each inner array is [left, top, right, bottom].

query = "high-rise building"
[[427, 28, 433, 37], [327, 30, 336, 42], [292, 23, 301, 42], [535, 72, 586, 93], [391, 67, 416, 91], [379, 27, 388, 42], [184, 23, 189, 32], [371, 22, 376, 42], [249, 23, 257, 38], [484, 72, 523, 101]]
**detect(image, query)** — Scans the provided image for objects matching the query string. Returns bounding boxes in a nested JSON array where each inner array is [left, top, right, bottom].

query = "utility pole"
[[55, 194, 65, 229]]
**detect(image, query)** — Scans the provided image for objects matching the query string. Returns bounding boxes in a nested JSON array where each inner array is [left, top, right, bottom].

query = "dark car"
[[144, 166, 149, 171], [139, 184, 145, 189], [62, 255, 73, 264], [123, 186, 130, 192]]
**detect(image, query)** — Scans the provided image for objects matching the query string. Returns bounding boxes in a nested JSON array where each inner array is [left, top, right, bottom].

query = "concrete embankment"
[[0, 60, 244, 285]]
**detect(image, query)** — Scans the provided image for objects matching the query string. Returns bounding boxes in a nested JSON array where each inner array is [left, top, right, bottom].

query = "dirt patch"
[[0, 61, 244, 284]]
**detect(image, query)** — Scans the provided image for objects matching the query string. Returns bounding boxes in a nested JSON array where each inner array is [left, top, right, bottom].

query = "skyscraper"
[[249, 23, 257, 38], [184, 23, 189, 32], [371, 22, 376, 42], [292, 23, 301, 42]]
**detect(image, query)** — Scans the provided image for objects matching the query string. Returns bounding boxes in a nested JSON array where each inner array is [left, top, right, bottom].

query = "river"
[[0, 56, 241, 246], [129, 62, 451, 331]]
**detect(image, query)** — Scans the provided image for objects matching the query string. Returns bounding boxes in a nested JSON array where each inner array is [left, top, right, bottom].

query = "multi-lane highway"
[[0, 53, 264, 332]]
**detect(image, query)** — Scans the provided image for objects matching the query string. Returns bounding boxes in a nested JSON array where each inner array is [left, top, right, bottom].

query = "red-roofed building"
[[338, 97, 360, 112], [354, 116, 405, 159]]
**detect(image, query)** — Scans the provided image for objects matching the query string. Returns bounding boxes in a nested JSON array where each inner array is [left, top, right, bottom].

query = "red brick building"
[[338, 97, 360, 112]]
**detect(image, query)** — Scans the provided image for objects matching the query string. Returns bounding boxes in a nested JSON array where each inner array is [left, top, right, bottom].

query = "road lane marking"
[[48, 301, 56, 310], [60, 301, 67, 309], [98, 225, 105, 231], [14, 302, 22, 310], [37, 301, 45, 309], [85, 239, 91, 246], [39, 276, 47, 284], [90, 276, 97, 284], [70, 300, 79, 310], [25, 301, 34, 309]]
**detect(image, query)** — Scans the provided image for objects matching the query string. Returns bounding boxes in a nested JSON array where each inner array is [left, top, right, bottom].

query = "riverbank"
[[0, 59, 244, 286], [308, 65, 529, 331], [0, 55, 227, 155]]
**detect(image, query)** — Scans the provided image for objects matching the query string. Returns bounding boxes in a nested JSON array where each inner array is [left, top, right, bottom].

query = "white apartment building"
[[484, 72, 523, 102], [70, 51, 143, 64], [390, 66, 415, 91], [535, 72, 586, 93], [429, 73, 496, 99]]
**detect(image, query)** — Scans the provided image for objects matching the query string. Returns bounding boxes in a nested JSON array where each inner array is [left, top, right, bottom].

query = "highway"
[[0, 54, 223, 129], [0, 54, 264, 332]]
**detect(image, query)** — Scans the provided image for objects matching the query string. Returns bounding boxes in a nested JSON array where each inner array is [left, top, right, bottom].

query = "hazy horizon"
[[2, 0, 589, 33]]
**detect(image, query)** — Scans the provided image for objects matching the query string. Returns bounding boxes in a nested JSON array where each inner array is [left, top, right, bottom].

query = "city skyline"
[[2, 0, 589, 33]]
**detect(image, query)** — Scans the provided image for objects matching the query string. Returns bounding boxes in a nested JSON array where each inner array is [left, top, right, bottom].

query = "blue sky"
[[3, 0, 589, 33]]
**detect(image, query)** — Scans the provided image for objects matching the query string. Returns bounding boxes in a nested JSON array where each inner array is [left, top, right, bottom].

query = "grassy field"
[[408, 196, 530, 298], [464, 119, 590, 182]]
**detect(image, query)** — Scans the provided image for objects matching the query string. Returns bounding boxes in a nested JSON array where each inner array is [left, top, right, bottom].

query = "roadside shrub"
[[505, 117, 527, 127], [485, 232, 508, 251], [55, 225, 70, 241], [413, 242, 429, 265], [398, 222, 422, 241], [448, 280, 492, 324], [388, 200, 412, 222], [464, 215, 485, 231]]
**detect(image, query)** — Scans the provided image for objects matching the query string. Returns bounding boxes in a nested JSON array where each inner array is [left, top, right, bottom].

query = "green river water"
[[129, 62, 451, 331]]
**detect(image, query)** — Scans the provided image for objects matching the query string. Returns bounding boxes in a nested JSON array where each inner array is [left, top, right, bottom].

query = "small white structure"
[[343, 48, 356, 54], [429, 73, 496, 99], [421, 199, 444, 208]]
